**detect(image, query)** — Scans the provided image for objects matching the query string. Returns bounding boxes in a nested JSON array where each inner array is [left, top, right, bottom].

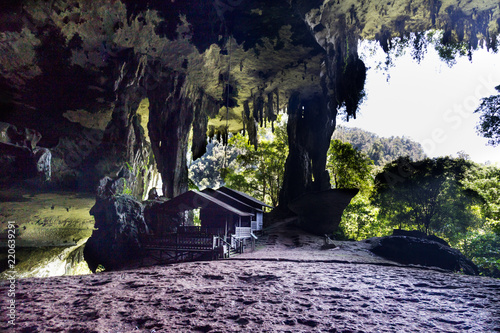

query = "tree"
[[372, 156, 482, 239], [461, 163, 500, 233], [332, 126, 426, 166], [223, 119, 288, 207], [188, 139, 239, 190], [339, 195, 380, 240], [327, 140, 377, 240], [474, 85, 500, 146], [327, 139, 374, 190], [459, 163, 500, 277], [461, 231, 500, 278]]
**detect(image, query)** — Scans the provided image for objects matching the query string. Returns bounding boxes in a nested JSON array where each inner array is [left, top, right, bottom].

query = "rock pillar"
[[279, 92, 336, 210], [83, 54, 155, 199], [279, 12, 366, 212], [147, 71, 194, 199]]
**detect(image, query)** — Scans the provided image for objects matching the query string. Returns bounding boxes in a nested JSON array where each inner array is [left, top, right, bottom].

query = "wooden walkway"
[[140, 226, 256, 266], [140, 228, 226, 265]]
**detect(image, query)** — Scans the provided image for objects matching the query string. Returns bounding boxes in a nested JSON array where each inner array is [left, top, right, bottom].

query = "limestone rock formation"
[[288, 189, 359, 235], [0, 122, 51, 183], [33, 147, 52, 182], [1, 0, 498, 205], [84, 177, 149, 272]]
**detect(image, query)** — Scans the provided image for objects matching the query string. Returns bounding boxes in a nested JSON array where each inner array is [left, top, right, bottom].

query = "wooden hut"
[[216, 186, 272, 232], [201, 188, 255, 227], [141, 190, 257, 263], [157, 190, 253, 236]]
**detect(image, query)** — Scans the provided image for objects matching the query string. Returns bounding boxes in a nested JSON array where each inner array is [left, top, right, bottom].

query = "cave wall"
[[0, 0, 498, 205], [84, 53, 156, 199]]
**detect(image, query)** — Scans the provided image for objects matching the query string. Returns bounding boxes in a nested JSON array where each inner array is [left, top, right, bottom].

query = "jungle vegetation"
[[332, 126, 427, 166], [189, 122, 500, 278], [475, 85, 500, 147]]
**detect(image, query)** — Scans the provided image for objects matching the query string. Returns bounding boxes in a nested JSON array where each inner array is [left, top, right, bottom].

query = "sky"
[[339, 41, 500, 164]]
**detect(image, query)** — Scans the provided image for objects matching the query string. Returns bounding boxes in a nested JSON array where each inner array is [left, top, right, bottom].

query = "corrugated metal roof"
[[201, 188, 263, 213], [218, 186, 273, 208], [160, 190, 253, 216]]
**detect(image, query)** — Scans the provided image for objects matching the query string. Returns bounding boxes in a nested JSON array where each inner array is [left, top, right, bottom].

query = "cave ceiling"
[[0, 0, 499, 146]]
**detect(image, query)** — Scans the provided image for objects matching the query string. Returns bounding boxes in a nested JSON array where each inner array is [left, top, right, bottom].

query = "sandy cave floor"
[[1, 222, 500, 332], [0, 186, 95, 247]]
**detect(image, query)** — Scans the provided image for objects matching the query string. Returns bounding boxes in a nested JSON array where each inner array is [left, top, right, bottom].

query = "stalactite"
[[241, 110, 246, 136], [244, 99, 251, 120], [243, 100, 258, 150], [207, 125, 215, 141], [191, 90, 219, 161], [268, 92, 276, 121], [147, 70, 194, 199], [223, 127, 229, 146], [191, 91, 208, 161], [257, 95, 264, 128], [275, 89, 280, 114], [85, 56, 157, 199], [249, 118, 258, 150], [252, 94, 259, 123]]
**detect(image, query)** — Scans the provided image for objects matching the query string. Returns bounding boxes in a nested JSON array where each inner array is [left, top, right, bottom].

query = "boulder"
[[147, 187, 160, 200], [84, 177, 149, 272], [0, 122, 51, 183], [370, 236, 478, 275], [392, 229, 450, 247], [288, 189, 358, 235]]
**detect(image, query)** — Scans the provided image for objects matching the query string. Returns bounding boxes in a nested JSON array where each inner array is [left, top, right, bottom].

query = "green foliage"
[[191, 209, 201, 226], [339, 194, 382, 240], [461, 230, 500, 278], [327, 139, 374, 190], [189, 139, 240, 190], [461, 163, 500, 222], [327, 139, 380, 240], [223, 119, 288, 207], [189, 117, 287, 207], [328, 134, 500, 278], [372, 156, 482, 240], [188, 177, 200, 191], [333, 126, 426, 166], [375, 30, 473, 71], [474, 85, 500, 146], [95, 264, 106, 273], [427, 30, 469, 66], [330, 127, 426, 240]]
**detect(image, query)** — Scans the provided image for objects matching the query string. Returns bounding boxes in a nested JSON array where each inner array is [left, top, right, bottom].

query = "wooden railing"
[[141, 233, 216, 251], [177, 226, 225, 235], [234, 227, 252, 239]]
